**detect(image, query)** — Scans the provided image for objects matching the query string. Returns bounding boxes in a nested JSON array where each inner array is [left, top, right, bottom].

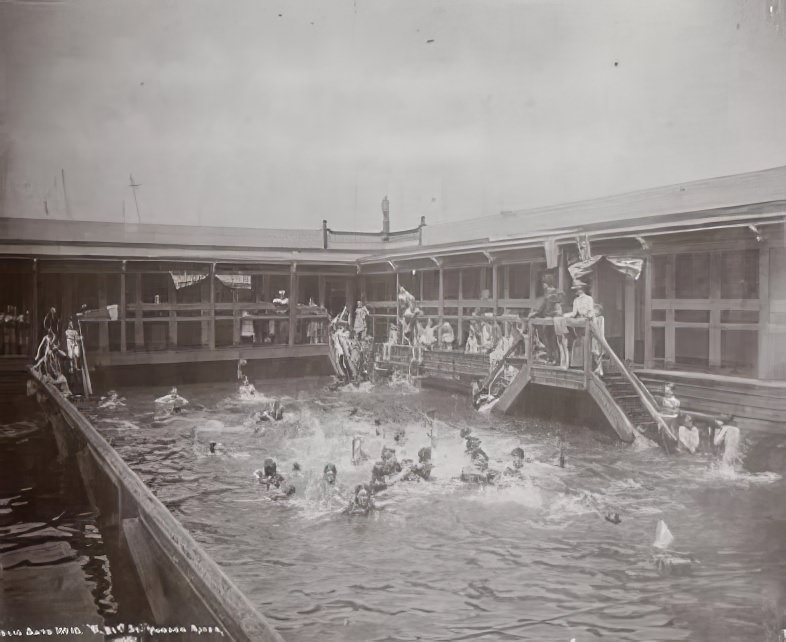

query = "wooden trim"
[[758, 244, 771, 378], [457, 270, 464, 345], [318, 275, 326, 308], [438, 267, 444, 327], [651, 298, 760, 310], [492, 263, 499, 315]]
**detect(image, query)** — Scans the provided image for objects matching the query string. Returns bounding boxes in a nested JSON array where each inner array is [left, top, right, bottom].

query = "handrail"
[[588, 321, 676, 441]]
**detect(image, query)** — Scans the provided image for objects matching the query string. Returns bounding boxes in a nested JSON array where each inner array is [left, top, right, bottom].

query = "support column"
[[395, 271, 400, 337], [643, 257, 653, 367], [120, 263, 127, 352], [289, 264, 297, 346], [31, 259, 39, 357], [98, 274, 109, 352], [200, 274, 209, 347], [134, 273, 144, 349], [758, 243, 770, 379], [438, 267, 444, 327], [457, 270, 464, 346], [529, 264, 539, 306], [232, 290, 240, 346], [664, 255, 675, 365], [168, 274, 178, 348], [624, 274, 635, 362], [318, 275, 326, 308], [492, 262, 499, 315], [708, 252, 722, 368], [208, 264, 216, 350]]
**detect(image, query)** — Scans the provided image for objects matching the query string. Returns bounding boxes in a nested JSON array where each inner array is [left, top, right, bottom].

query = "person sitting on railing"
[[401, 301, 422, 345], [397, 286, 416, 312], [438, 320, 455, 351], [677, 414, 700, 454]]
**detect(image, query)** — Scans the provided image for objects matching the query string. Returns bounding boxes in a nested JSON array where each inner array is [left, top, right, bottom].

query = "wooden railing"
[[588, 320, 675, 440]]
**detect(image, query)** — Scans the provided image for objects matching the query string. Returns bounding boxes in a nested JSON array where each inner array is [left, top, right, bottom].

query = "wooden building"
[[1, 165, 784, 428]]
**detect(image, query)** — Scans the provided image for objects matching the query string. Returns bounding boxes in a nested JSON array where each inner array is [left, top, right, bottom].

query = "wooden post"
[[208, 264, 216, 350], [758, 243, 770, 379], [168, 273, 178, 349], [262, 274, 271, 302], [584, 318, 592, 382], [665, 255, 675, 365], [624, 274, 635, 362], [232, 290, 240, 346], [457, 270, 464, 346], [318, 275, 326, 308], [289, 264, 297, 346], [643, 256, 653, 367], [200, 274, 209, 347], [134, 273, 144, 349], [31, 259, 39, 357], [709, 252, 722, 368], [492, 262, 499, 316], [529, 264, 539, 304], [438, 267, 444, 328], [395, 271, 400, 337], [120, 263, 127, 353], [97, 274, 109, 352]]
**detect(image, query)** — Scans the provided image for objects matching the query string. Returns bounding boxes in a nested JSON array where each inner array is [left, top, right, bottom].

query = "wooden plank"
[[438, 267, 444, 327], [457, 270, 463, 345], [31, 259, 39, 357], [492, 263, 498, 315], [123, 517, 173, 624], [318, 275, 326, 308], [30, 369, 286, 642], [651, 298, 761, 310]]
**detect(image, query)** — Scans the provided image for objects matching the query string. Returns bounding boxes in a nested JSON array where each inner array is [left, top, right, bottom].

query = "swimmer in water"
[[98, 390, 126, 409], [393, 427, 407, 445], [254, 399, 284, 423], [460, 437, 498, 484], [320, 463, 347, 506], [208, 441, 227, 455], [503, 447, 526, 477], [401, 446, 433, 482], [239, 375, 257, 398], [380, 446, 402, 476], [344, 484, 375, 516], [253, 458, 295, 499], [155, 387, 189, 413], [714, 415, 741, 466]]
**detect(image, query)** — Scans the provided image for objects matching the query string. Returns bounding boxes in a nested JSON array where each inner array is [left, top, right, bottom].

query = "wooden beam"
[[317, 275, 326, 308], [492, 263, 499, 314], [119, 264, 127, 353], [643, 256, 653, 367], [529, 264, 539, 304]]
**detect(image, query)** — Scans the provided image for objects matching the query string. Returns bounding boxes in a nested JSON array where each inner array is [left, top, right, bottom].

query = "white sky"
[[1, 0, 785, 231]]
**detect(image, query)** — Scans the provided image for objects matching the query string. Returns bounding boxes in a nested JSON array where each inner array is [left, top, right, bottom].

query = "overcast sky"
[[1, 0, 785, 231]]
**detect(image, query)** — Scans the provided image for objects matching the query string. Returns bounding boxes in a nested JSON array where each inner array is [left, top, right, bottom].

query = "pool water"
[[83, 377, 786, 642]]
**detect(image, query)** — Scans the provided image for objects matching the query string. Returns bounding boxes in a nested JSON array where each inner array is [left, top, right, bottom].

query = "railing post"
[[208, 264, 216, 350], [584, 319, 592, 382], [289, 264, 297, 346], [120, 261, 127, 353]]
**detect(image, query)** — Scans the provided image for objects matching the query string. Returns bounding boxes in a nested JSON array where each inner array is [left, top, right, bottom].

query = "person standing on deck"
[[563, 280, 596, 371], [353, 300, 370, 340], [527, 275, 561, 365], [439, 320, 455, 350]]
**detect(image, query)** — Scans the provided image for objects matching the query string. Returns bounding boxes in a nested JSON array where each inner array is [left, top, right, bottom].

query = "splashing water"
[[78, 378, 786, 642]]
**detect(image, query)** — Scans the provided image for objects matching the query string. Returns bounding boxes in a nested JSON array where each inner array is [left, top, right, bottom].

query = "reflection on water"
[[0, 402, 152, 637], [83, 378, 786, 641]]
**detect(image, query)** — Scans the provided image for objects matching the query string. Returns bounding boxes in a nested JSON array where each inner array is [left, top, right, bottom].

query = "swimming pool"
[[84, 377, 786, 641]]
